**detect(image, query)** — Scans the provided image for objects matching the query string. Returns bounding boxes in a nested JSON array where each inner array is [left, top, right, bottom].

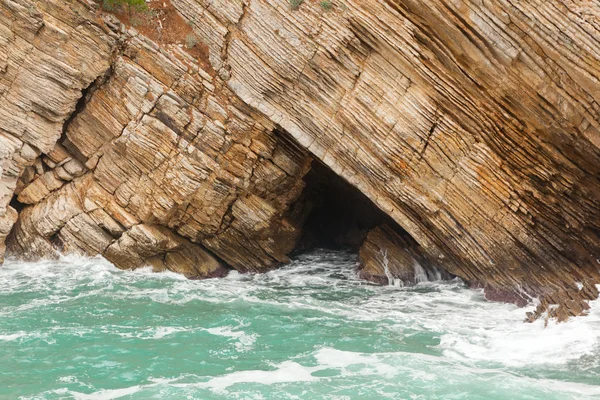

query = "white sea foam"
[[71, 385, 143, 400], [380, 249, 402, 287], [313, 348, 398, 377], [111, 326, 191, 340], [203, 361, 319, 392], [176, 348, 400, 393], [438, 294, 600, 367], [162, 347, 600, 397], [5, 251, 599, 370], [205, 324, 257, 350], [0, 331, 28, 341], [19, 386, 144, 400], [3, 250, 600, 399], [150, 326, 186, 339], [412, 261, 429, 283]]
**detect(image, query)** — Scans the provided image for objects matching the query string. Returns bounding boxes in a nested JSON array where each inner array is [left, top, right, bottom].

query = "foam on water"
[[1, 250, 599, 399]]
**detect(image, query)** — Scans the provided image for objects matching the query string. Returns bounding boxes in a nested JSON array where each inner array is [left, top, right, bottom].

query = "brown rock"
[[1, 0, 600, 321], [104, 224, 226, 279], [0, 0, 115, 262], [0, 207, 17, 264], [185, 0, 600, 319], [358, 224, 448, 286], [3, 4, 312, 278]]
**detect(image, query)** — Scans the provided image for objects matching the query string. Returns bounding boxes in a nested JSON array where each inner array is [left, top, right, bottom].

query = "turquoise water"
[[1, 250, 599, 399]]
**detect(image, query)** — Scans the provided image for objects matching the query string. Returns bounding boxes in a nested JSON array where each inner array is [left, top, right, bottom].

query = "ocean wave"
[[3, 251, 600, 399]]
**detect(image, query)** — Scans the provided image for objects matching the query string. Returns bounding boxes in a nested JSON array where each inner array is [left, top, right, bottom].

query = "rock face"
[[0, 0, 116, 262], [177, 0, 600, 319], [1, 0, 600, 319], [358, 224, 449, 286], [2, 0, 312, 277]]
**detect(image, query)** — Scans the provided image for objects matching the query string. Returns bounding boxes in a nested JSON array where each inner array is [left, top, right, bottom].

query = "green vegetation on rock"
[[103, 0, 147, 15], [320, 1, 333, 11], [289, 0, 304, 10], [185, 33, 199, 49]]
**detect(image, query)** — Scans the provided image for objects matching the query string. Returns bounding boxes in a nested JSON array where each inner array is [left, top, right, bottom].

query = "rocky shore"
[[1, 0, 599, 321]]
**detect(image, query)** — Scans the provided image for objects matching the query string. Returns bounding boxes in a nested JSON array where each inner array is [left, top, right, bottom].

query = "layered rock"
[[2, 1, 312, 277], [174, 0, 600, 318], [358, 224, 449, 286], [0, 0, 116, 262], [0, 206, 16, 264], [1, 0, 600, 319]]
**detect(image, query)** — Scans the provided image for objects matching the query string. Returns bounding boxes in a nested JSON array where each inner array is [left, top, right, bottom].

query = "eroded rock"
[[0, 0, 115, 262], [3, 3, 312, 279], [0, 0, 599, 317], [0, 206, 17, 264], [358, 224, 449, 286], [176, 0, 600, 318]]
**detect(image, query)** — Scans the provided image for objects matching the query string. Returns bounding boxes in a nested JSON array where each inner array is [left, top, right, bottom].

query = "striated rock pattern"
[[2, 1, 312, 277], [0, 0, 115, 262], [1, 0, 600, 319], [358, 224, 449, 286], [176, 0, 600, 319]]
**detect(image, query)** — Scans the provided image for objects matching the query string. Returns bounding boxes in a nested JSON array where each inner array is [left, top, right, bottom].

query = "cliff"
[[1, 0, 599, 320]]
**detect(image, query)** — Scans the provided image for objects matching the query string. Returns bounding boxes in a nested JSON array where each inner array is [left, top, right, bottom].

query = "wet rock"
[[0, 207, 17, 264], [469, 282, 529, 308], [104, 224, 226, 279], [358, 225, 448, 286]]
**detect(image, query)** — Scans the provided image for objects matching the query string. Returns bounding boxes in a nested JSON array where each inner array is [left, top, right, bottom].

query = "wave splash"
[[1, 250, 599, 399]]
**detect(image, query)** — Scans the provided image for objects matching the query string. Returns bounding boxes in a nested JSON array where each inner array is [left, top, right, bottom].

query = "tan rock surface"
[[358, 224, 448, 286], [0, 0, 115, 261], [0, 206, 17, 263], [1, 0, 600, 317], [3, 2, 312, 278], [178, 0, 600, 318]]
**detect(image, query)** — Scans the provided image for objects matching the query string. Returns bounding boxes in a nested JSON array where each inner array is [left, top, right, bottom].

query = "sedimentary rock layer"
[[0, 0, 116, 262], [1, 0, 599, 319], [358, 224, 449, 286], [177, 0, 600, 319], [1, 1, 312, 277]]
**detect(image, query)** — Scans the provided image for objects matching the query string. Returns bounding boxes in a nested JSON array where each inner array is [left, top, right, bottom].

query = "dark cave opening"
[[290, 158, 455, 285], [294, 160, 405, 253], [9, 195, 26, 214]]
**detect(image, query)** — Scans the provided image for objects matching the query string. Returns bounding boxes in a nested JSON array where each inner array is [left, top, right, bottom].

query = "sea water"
[[0, 250, 599, 399]]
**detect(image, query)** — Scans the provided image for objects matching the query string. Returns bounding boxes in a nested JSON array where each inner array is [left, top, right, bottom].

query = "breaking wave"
[[1, 251, 599, 399]]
